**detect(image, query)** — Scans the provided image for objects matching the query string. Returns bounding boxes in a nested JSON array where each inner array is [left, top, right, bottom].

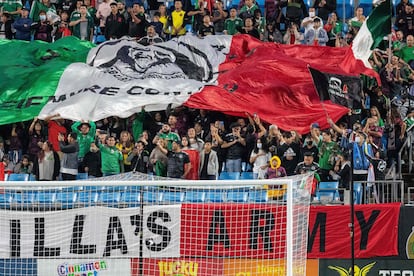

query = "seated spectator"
[[238, 17, 260, 39], [13, 154, 33, 174], [2, 156, 15, 175], [138, 24, 163, 45], [13, 8, 32, 41], [264, 21, 283, 43], [198, 14, 215, 37]]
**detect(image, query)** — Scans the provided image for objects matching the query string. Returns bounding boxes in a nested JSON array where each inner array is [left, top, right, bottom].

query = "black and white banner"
[[39, 36, 231, 121], [0, 206, 181, 258]]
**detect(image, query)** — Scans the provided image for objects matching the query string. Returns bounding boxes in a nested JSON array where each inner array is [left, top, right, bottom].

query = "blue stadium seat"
[[248, 189, 268, 202], [161, 191, 185, 203], [29, 174, 36, 181], [97, 192, 121, 207], [143, 191, 161, 203], [76, 173, 89, 180], [240, 172, 254, 180], [316, 182, 340, 203], [35, 191, 56, 204], [184, 190, 206, 203], [0, 192, 13, 208], [219, 172, 240, 180], [120, 191, 141, 207], [7, 174, 29, 181], [205, 190, 226, 202], [226, 189, 249, 203], [11, 192, 37, 206], [54, 191, 77, 209], [82, 186, 106, 192], [353, 182, 362, 204], [75, 192, 99, 206]]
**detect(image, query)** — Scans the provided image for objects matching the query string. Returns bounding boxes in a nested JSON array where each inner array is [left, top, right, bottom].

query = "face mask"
[[355, 136, 361, 143], [39, 15, 47, 21], [309, 11, 315, 17], [257, 143, 262, 149]]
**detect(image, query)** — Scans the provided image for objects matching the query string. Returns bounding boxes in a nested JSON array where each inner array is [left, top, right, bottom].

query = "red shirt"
[[48, 120, 67, 152]]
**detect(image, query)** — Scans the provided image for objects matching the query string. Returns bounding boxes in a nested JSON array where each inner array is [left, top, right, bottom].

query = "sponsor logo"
[[406, 226, 414, 259], [158, 260, 199, 276], [57, 260, 107, 276], [328, 262, 375, 276], [328, 77, 348, 99]]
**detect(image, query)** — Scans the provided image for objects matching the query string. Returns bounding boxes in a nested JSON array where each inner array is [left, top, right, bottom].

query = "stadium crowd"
[[0, 0, 414, 192]]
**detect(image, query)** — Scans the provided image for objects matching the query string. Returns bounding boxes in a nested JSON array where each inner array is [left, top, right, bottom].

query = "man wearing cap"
[[221, 122, 246, 173], [12, 8, 32, 40], [295, 151, 320, 195], [71, 120, 96, 171], [158, 139, 191, 179]]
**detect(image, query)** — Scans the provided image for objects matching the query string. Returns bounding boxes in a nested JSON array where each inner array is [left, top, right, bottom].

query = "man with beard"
[[128, 2, 148, 39], [153, 123, 180, 151]]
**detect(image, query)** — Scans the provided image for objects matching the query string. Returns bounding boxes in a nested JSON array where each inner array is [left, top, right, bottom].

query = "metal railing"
[[398, 129, 414, 179], [356, 180, 404, 204]]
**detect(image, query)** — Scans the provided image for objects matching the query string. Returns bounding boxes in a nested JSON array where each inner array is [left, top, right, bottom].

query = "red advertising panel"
[[131, 258, 224, 276], [180, 204, 287, 258], [307, 203, 400, 258]]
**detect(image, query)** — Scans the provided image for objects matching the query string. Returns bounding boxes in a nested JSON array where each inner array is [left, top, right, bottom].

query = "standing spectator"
[[398, 35, 414, 67], [13, 8, 32, 41], [348, 6, 365, 34], [127, 141, 149, 173], [58, 132, 79, 181], [43, 114, 67, 158], [83, 143, 102, 178], [211, 0, 227, 34], [352, 131, 373, 183], [55, 11, 72, 40], [167, 0, 187, 37], [329, 151, 351, 201], [238, 0, 258, 21], [150, 12, 164, 37], [300, 135, 319, 163], [128, 2, 148, 39], [149, 136, 168, 176], [8, 123, 24, 165], [105, 2, 127, 40], [117, 1, 129, 21], [27, 117, 46, 162], [0, 12, 14, 39], [153, 123, 180, 151], [116, 130, 133, 172], [0, 0, 22, 19], [221, 122, 246, 173], [199, 139, 219, 180], [317, 129, 339, 181], [69, 4, 94, 41], [324, 11, 342, 47], [187, 127, 204, 151], [71, 120, 96, 171], [277, 131, 301, 176], [284, 0, 308, 27], [96, 0, 111, 35], [31, 10, 53, 42], [32, 141, 60, 181], [30, 0, 56, 22], [158, 139, 192, 179], [99, 135, 123, 176], [157, 4, 169, 38], [294, 151, 320, 195], [250, 137, 271, 179], [253, 9, 265, 40], [187, 0, 209, 34], [313, 0, 336, 22], [224, 7, 243, 35], [138, 130, 153, 153], [304, 17, 328, 46]]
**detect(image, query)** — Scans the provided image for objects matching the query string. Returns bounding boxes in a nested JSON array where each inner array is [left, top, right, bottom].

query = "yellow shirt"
[[171, 10, 186, 36], [116, 143, 133, 165]]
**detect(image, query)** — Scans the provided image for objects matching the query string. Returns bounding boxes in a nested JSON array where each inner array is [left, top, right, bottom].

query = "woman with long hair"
[[33, 141, 60, 181], [116, 130, 134, 172]]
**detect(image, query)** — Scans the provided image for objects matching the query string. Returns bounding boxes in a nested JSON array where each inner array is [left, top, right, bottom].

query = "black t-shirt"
[[278, 142, 301, 175], [224, 133, 245, 160], [167, 151, 190, 178], [199, 24, 215, 36]]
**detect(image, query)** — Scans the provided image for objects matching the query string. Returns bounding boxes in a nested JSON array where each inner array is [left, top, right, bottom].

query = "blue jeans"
[[225, 159, 242, 172]]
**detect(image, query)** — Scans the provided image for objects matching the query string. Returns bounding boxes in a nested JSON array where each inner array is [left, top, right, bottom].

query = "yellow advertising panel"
[[223, 259, 318, 276]]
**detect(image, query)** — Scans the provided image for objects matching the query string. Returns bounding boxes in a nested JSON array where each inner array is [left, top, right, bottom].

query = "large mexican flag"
[[0, 34, 378, 134]]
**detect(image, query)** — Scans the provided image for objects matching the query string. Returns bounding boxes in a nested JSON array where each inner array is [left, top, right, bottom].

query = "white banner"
[[0, 205, 181, 258], [38, 35, 231, 121]]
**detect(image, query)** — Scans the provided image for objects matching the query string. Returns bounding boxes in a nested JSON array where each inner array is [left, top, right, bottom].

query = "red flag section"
[[185, 35, 378, 134]]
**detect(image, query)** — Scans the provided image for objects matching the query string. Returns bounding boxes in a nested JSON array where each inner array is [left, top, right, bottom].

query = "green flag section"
[[0, 37, 94, 125], [351, 0, 392, 67]]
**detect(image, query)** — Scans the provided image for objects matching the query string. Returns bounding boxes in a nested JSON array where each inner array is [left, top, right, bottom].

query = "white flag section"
[[0, 205, 181, 258], [38, 35, 231, 121]]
